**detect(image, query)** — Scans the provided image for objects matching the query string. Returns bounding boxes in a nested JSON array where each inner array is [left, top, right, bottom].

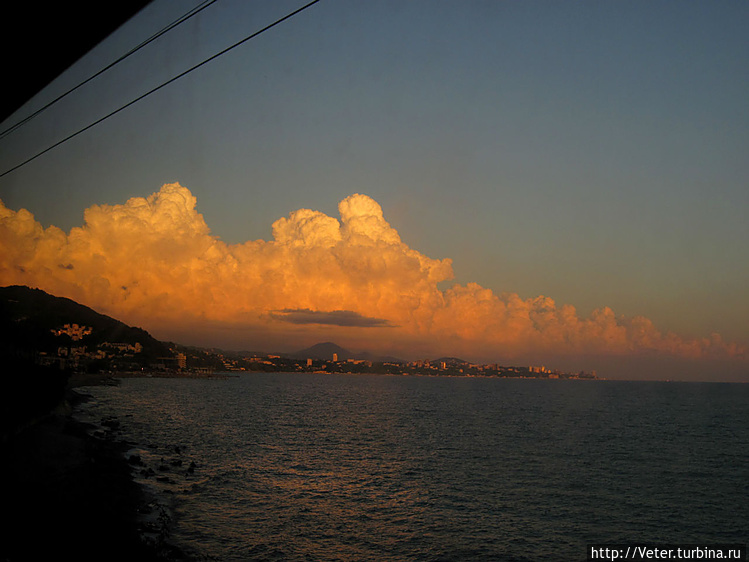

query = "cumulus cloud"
[[0, 182, 745, 365]]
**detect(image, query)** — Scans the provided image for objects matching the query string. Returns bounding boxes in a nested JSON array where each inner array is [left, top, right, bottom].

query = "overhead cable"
[[0, 0, 321, 180], [0, 0, 220, 141]]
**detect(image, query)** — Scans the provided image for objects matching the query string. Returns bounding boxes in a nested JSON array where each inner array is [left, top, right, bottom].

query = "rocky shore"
[[0, 378, 187, 562]]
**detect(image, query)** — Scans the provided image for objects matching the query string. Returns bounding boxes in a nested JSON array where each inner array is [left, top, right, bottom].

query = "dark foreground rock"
[[0, 391, 185, 562]]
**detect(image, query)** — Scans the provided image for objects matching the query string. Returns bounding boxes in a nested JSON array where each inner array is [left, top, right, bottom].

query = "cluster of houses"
[[40, 323, 151, 371]]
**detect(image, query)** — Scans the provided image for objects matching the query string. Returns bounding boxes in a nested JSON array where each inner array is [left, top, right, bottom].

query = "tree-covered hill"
[[0, 285, 171, 361], [0, 285, 175, 438]]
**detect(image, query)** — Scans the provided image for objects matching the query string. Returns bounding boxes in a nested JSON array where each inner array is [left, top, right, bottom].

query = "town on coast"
[[48, 325, 599, 381], [5, 285, 599, 383]]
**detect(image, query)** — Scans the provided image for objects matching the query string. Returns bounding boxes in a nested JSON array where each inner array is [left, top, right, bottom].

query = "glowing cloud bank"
[[0, 183, 745, 368]]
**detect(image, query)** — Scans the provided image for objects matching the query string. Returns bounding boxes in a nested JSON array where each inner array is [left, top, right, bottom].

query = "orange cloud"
[[0, 183, 745, 365]]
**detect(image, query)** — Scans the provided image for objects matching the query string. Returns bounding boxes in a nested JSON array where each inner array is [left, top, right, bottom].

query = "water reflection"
[[79, 374, 749, 561]]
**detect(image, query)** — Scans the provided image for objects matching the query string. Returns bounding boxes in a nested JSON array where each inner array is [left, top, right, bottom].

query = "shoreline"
[[1, 378, 187, 562]]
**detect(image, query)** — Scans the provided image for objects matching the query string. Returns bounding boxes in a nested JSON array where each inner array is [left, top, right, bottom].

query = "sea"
[[74, 373, 749, 561]]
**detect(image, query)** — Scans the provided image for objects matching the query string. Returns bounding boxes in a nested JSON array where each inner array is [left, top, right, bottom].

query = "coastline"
[[0, 375, 186, 562]]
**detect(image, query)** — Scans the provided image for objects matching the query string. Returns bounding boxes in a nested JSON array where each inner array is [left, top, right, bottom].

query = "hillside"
[[0, 285, 174, 437], [0, 285, 171, 361]]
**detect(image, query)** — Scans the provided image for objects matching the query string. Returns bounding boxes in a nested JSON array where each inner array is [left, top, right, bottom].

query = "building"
[[51, 323, 93, 341]]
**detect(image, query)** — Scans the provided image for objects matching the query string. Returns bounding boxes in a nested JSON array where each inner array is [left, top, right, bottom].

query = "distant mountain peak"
[[433, 356, 470, 365], [292, 342, 352, 360]]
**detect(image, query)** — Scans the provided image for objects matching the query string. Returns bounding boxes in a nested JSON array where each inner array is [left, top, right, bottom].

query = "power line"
[[0, 0, 322, 180], [0, 0, 220, 141]]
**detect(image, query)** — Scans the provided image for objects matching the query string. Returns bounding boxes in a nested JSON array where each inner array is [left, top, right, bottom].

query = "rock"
[[101, 417, 120, 429]]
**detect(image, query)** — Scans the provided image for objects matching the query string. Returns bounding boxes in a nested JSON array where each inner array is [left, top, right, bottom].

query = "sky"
[[1, 0, 747, 381]]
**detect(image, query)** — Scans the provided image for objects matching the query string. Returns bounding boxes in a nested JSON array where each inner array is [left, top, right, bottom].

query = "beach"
[[0, 375, 184, 562]]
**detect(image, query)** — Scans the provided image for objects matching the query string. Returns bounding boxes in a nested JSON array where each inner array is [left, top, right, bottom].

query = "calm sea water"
[[76, 374, 748, 561]]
